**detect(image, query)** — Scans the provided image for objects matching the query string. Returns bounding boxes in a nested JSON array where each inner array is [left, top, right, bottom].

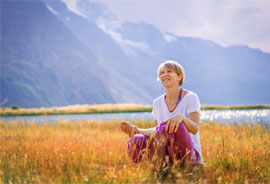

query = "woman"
[[121, 60, 203, 166]]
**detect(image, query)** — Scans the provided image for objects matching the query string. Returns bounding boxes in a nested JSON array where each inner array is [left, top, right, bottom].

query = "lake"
[[1, 109, 270, 124]]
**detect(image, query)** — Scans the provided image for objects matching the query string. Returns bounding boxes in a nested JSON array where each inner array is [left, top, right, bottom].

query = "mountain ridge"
[[1, 0, 269, 107], [1, 0, 115, 107]]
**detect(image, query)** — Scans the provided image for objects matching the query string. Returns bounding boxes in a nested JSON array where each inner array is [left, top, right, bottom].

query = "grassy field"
[[0, 120, 270, 183], [1, 103, 270, 117], [0, 104, 152, 117], [201, 104, 270, 110]]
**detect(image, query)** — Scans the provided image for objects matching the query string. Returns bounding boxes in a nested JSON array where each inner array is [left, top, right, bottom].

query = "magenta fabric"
[[127, 134, 149, 163], [127, 122, 200, 164], [156, 122, 199, 164]]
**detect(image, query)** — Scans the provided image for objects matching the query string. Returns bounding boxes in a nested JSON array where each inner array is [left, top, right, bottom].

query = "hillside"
[[1, 0, 269, 107], [1, 0, 115, 107]]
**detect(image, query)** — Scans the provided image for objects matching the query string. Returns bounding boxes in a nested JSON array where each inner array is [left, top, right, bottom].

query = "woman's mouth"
[[162, 79, 170, 82]]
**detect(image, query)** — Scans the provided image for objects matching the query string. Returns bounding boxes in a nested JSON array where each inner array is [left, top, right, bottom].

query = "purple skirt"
[[127, 122, 200, 164]]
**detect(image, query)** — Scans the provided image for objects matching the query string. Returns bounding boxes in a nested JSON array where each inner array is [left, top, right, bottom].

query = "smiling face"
[[159, 66, 182, 88], [157, 60, 185, 88]]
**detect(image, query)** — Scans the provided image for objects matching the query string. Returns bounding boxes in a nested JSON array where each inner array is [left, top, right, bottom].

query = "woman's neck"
[[165, 86, 180, 101]]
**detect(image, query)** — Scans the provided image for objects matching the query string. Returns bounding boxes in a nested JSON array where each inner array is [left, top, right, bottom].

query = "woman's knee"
[[127, 134, 149, 163], [129, 134, 148, 145], [128, 134, 148, 153], [176, 122, 188, 133]]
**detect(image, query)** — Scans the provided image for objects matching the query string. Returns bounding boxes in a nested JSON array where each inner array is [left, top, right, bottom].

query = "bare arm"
[[137, 120, 158, 137], [121, 120, 158, 137], [183, 112, 200, 134], [138, 127, 156, 137]]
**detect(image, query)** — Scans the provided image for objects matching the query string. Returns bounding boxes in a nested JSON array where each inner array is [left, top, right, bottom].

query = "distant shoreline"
[[0, 104, 269, 117]]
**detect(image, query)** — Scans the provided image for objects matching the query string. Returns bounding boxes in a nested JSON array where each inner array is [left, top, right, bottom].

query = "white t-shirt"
[[152, 90, 203, 163]]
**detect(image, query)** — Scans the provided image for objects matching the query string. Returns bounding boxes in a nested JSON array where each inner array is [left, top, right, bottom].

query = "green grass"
[[201, 104, 270, 110], [0, 104, 152, 117], [1, 104, 269, 117]]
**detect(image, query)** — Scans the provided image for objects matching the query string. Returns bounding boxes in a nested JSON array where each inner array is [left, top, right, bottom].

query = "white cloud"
[[94, 0, 270, 53], [60, 0, 150, 53]]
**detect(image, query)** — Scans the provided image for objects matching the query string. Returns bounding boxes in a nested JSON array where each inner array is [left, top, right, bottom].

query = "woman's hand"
[[121, 121, 139, 137], [162, 114, 185, 134], [129, 125, 139, 137]]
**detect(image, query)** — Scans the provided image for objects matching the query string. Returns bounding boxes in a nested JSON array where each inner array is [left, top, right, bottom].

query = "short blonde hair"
[[157, 60, 185, 87]]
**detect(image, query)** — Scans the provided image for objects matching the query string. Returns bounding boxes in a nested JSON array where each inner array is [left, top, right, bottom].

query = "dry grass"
[[0, 104, 152, 116], [0, 120, 269, 183], [201, 104, 270, 110], [1, 104, 269, 116]]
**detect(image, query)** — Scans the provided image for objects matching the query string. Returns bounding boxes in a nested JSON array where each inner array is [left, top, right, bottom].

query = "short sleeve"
[[152, 101, 158, 121], [187, 93, 201, 114]]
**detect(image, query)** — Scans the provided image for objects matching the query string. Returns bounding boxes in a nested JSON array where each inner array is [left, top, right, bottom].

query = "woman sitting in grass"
[[121, 60, 203, 167]]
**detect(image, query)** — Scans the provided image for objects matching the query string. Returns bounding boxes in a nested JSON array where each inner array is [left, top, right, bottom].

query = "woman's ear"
[[178, 74, 182, 81]]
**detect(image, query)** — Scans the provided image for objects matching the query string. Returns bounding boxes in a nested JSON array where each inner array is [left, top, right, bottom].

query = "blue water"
[[1, 109, 270, 124]]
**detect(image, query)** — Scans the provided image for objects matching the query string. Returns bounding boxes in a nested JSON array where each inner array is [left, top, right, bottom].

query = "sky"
[[91, 0, 270, 53]]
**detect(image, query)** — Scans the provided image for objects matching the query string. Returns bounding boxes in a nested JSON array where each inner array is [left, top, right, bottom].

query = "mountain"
[[1, 0, 115, 107], [44, 0, 158, 103], [1, 0, 269, 108], [113, 21, 270, 104]]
